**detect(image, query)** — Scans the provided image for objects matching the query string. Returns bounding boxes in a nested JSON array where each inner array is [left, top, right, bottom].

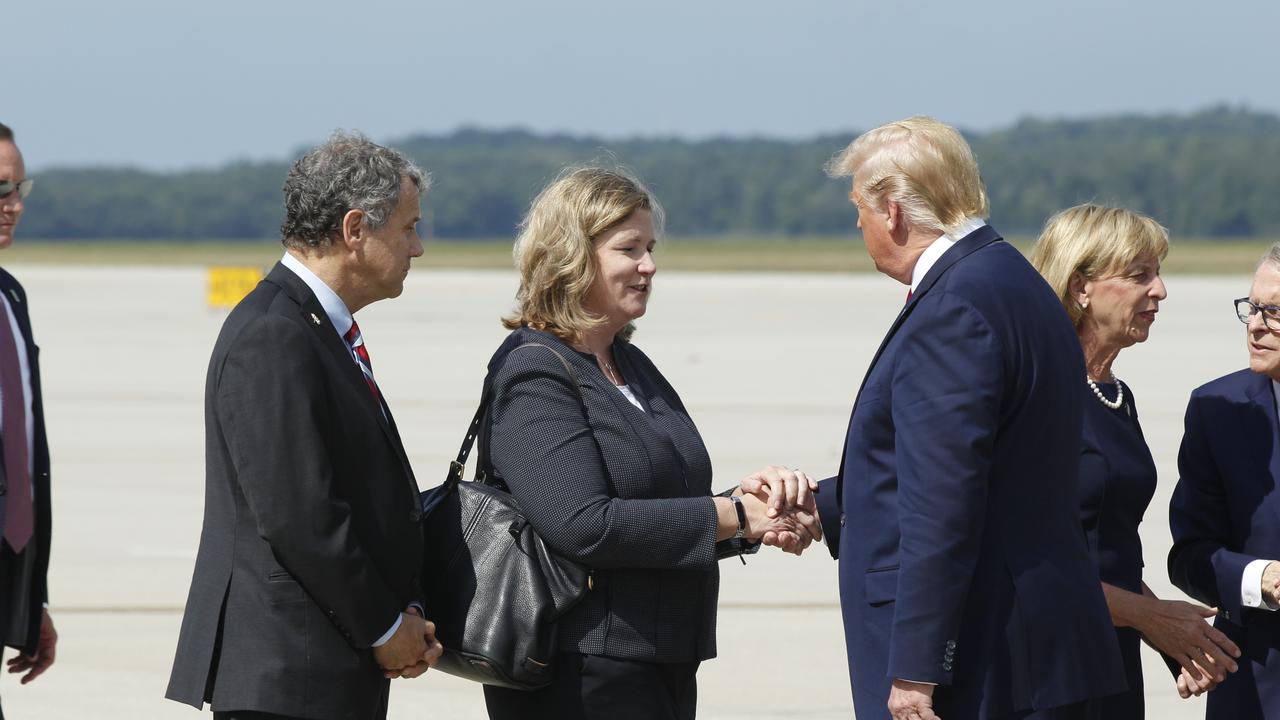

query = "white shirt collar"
[[909, 217, 988, 293], [280, 251, 354, 339]]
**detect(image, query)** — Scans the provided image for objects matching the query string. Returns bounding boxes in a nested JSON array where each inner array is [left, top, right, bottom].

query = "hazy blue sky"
[[7, 0, 1278, 170]]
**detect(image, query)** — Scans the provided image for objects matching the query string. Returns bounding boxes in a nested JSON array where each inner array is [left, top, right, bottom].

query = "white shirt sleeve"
[[372, 613, 403, 647], [1242, 558, 1279, 610]]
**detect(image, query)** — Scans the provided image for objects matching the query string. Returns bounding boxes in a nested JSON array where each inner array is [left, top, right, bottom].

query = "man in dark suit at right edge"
[[812, 117, 1125, 719], [1168, 247, 1280, 719], [167, 132, 442, 720]]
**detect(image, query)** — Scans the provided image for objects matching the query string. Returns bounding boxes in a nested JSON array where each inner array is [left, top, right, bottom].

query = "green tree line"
[[18, 106, 1280, 241]]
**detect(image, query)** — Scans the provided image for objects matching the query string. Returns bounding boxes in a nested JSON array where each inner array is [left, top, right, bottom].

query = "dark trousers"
[[485, 652, 700, 720]]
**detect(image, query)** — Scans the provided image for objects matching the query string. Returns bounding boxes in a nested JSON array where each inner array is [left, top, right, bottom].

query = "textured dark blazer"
[[166, 262, 424, 720], [0, 268, 52, 656], [482, 326, 729, 663], [1168, 369, 1280, 720], [815, 227, 1125, 718]]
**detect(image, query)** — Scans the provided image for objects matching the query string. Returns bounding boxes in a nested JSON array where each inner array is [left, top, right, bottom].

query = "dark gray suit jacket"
[[166, 262, 424, 720], [483, 327, 738, 664], [0, 267, 52, 657]]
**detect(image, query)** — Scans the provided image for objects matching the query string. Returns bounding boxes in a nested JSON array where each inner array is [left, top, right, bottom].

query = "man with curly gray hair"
[[167, 131, 441, 720]]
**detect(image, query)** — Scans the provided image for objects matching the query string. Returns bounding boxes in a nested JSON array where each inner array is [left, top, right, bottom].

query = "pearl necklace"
[[1086, 374, 1124, 410]]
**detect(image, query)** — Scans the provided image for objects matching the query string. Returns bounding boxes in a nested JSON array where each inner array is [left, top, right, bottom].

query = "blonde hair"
[[1030, 204, 1170, 327], [826, 116, 989, 236], [503, 166, 664, 344]]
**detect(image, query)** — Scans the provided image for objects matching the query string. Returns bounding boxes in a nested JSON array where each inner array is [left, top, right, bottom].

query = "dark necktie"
[[344, 319, 381, 406], [0, 308, 32, 552]]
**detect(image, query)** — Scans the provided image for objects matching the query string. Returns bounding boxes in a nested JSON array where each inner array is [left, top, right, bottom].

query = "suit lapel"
[[1246, 374, 1280, 512], [835, 225, 1004, 499], [264, 263, 418, 491]]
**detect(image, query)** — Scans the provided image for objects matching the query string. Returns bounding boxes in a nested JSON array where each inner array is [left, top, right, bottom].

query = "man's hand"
[[6, 610, 56, 684], [383, 606, 445, 679], [1176, 661, 1219, 698], [373, 611, 429, 673], [739, 466, 822, 553], [735, 490, 820, 555], [887, 679, 939, 720], [1263, 561, 1280, 606], [739, 466, 818, 518]]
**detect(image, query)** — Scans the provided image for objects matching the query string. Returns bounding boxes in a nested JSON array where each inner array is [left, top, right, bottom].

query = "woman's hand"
[[1137, 599, 1240, 686]]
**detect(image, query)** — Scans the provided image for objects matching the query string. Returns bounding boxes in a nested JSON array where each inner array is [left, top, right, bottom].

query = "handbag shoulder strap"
[[447, 341, 585, 487]]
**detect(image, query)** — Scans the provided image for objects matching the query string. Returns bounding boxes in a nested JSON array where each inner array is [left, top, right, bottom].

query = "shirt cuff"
[[1241, 559, 1278, 610], [371, 613, 403, 647]]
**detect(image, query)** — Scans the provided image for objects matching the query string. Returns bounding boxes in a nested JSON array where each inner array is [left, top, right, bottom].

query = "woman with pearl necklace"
[[1030, 204, 1241, 718]]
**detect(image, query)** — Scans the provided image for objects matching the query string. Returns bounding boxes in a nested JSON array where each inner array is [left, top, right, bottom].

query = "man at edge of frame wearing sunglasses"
[[0, 122, 58, 720], [1167, 244, 1280, 720]]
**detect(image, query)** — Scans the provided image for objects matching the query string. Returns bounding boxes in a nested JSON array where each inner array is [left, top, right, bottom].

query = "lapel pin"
[[310, 312, 322, 326]]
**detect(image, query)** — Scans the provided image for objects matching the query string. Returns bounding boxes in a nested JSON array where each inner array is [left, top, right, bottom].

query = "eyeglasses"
[[0, 179, 33, 201], [1235, 297, 1280, 331]]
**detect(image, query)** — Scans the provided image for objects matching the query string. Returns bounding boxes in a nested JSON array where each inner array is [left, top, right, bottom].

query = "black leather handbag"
[[418, 343, 590, 690]]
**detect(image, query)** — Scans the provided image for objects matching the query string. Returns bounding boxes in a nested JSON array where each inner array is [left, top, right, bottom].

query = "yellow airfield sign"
[[207, 266, 263, 308]]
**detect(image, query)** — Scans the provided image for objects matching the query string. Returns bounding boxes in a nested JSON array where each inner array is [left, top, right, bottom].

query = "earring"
[[1080, 298, 1090, 309]]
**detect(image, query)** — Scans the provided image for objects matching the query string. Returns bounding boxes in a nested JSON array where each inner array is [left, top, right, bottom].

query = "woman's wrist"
[[713, 497, 739, 541], [1106, 584, 1155, 631]]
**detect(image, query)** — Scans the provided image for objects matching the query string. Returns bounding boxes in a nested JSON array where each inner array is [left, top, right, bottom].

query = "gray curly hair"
[[281, 131, 428, 249]]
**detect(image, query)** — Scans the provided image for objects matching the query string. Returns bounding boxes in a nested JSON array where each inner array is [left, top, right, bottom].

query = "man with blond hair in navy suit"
[[812, 117, 1125, 719]]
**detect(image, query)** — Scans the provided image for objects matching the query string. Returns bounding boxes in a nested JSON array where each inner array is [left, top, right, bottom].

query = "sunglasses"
[[0, 179, 33, 201]]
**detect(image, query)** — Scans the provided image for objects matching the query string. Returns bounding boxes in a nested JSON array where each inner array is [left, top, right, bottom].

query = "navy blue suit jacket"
[[816, 226, 1124, 718], [1168, 369, 1280, 719]]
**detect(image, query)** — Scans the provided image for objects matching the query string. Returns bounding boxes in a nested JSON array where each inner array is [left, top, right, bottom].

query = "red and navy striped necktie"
[[344, 319, 381, 406]]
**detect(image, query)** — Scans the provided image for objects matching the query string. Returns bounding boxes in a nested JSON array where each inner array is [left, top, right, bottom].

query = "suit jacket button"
[[942, 662, 953, 672], [839, 513, 846, 527]]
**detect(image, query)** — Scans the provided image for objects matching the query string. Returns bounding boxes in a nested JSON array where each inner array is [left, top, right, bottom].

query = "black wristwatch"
[[730, 494, 747, 540]]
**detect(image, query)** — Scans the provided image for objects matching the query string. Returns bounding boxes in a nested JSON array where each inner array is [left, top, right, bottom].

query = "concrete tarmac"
[[0, 263, 1253, 719]]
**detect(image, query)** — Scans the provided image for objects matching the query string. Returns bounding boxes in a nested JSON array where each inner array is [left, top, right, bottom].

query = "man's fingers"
[[794, 470, 812, 510], [399, 660, 431, 679], [796, 510, 824, 543]]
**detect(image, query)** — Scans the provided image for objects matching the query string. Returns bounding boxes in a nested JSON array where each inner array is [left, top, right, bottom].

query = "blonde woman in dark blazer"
[[479, 167, 818, 720]]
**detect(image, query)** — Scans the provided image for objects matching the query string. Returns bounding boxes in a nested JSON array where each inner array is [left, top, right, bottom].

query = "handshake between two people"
[[720, 465, 823, 555], [372, 605, 446, 680]]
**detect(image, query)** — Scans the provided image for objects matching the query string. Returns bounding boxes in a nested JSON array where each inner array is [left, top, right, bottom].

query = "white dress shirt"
[[909, 217, 988, 295], [279, 253, 406, 646]]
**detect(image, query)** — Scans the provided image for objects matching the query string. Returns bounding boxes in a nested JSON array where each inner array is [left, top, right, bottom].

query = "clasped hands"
[[372, 605, 445, 680], [1175, 560, 1279, 698], [736, 465, 822, 555]]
